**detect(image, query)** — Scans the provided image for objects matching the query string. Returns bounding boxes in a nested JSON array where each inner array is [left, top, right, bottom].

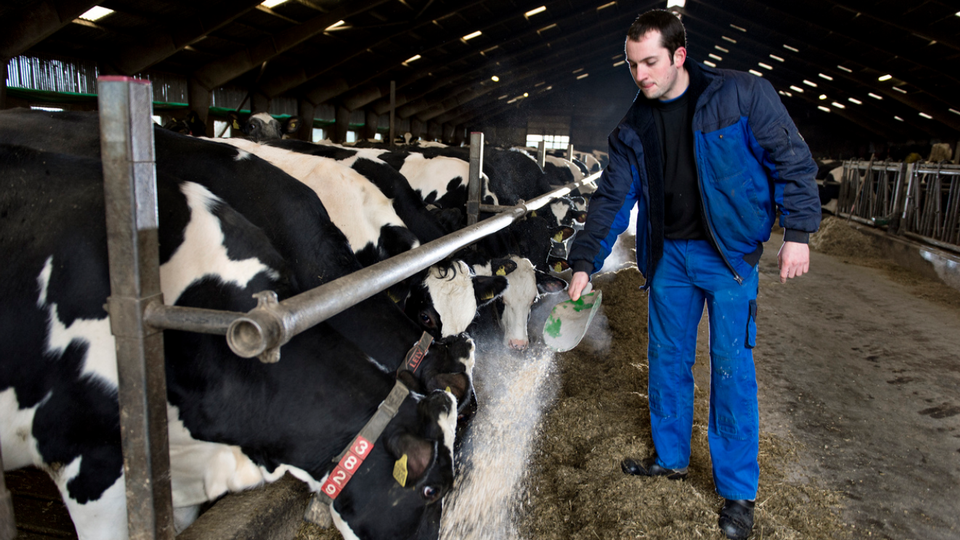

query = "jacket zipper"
[[692, 133, 743, 285]]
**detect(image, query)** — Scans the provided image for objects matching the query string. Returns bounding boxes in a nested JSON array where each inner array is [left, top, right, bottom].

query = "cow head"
[[493, 257, 567, 350], [330, 389, 456, 540], [404, 259, 511, 339], [232, 112, 300, 142]]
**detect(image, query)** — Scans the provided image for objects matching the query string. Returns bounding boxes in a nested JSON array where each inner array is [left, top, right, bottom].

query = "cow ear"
[[574, 211, 588, 224], [385, 433, 436, 487], [551, 226, 575, 242], [473, 275, 508, 307], [430, 372, 470, 405], [547, 257, 569, 273], [284, 116, 300, 134], [489, 258, 517, 276], [535, 271, 568, 295]]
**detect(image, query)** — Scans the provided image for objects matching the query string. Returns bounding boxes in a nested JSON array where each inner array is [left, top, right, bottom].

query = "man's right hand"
[[567, 271, 590, 301]]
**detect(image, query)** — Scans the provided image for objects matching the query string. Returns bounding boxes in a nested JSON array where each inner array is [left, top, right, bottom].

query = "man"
[[565, 9, 821, 540]]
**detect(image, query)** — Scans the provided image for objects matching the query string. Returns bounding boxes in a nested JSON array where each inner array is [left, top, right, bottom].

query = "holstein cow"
[[263, 138, 455, 242], [376, 149, 499, 222], [469, 255, 567, 351], [0, 109, 475, 411], [229, 111, 300, 142], [217, 138, 420, 270], [0, 143, 457, 540], [403, 259, 514, 340]]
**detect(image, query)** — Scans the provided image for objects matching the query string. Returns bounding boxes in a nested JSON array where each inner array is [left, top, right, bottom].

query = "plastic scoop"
[[542, 288, 602, 352]]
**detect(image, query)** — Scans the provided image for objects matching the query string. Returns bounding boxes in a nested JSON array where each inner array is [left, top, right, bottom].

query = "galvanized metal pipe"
[[98, 76, 175, 540], [466, 132, 483, 226], [224, 170, 602, 361]]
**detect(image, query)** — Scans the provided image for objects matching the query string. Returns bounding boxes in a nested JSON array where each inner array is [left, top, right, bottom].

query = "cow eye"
[[419, 311, 436, 328], [422, 485, 441, 502]]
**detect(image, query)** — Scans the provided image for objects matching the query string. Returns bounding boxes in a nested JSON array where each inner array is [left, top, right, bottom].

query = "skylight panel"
[[79, 6, 113, 21]]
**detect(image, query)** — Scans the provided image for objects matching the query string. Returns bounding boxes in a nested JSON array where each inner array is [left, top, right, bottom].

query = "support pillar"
[[251, 91, 270, 115], [98, 76, 175, 540], [410, 118, 422, 142], [298, 99, 316, 141], [188, 78, 212, 136], [0, 58, 7, 110], [334, 105, 350, 144], [364, 109, 379, 141]]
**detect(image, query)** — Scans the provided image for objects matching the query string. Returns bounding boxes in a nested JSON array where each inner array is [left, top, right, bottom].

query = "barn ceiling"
[[2, 0, 959, 141]]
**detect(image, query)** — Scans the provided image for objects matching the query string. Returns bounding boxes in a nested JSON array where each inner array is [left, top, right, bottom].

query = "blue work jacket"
[[569, 60, 822, 285]]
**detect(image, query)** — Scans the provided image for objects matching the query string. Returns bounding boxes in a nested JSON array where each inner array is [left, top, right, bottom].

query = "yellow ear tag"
[[495, 266, 507, 276], [530, 210, 537, 217], [554, 262, 563, 272], [480, 290, 494, 301], [393, 454, 409, 487], [232, 120, 240, 129], [553, 232, 564, 242], [445, 386, 451, 393]]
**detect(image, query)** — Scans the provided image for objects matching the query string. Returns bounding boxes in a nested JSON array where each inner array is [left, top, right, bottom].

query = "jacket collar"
[[619, 58, 719, 133]]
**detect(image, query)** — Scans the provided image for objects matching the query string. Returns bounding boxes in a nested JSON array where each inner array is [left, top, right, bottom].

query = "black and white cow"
[[376, 149, 499, 221], [0, 143, 457, 540], [234, 139, 515, 342], [0, 109, 476, 411], [231, 111, 300, 142], [218, 138, 421, 271], [403, 259, 513, 340], [263, 138, 455, 242], [468, 255, 567, 351]]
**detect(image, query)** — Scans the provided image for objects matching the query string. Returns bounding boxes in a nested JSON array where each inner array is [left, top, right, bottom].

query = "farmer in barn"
[[566, 9, 821, 540]]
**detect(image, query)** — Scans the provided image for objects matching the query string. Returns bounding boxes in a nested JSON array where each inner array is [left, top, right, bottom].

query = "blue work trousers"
[[647, 239, 760, 500]]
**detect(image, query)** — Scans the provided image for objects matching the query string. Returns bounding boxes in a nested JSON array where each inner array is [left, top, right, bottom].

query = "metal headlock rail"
[[1, 76, 598, 540], [838, 159, 960, 255]]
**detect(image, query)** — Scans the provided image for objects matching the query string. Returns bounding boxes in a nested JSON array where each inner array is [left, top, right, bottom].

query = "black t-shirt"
[[652, 90, 706, 240]]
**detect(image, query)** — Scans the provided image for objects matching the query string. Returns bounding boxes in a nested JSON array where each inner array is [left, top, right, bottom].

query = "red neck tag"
[[320, 435, 373, 500], [401, 332, 433, 375]]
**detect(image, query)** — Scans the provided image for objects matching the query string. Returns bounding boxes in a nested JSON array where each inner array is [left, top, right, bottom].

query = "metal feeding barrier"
[[838, 159, 960, 255], [0, 76, 600, 540]]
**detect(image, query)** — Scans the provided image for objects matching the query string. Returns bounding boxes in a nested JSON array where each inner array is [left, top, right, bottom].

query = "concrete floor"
[[753, 237, 960, 539]]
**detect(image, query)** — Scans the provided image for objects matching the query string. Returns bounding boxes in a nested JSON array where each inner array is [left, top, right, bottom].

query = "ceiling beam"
[[682, 3, 960, 133], [297, 0, 652, 110], [190, 0, 392, 91], [257, 0, 493, 98], [0, 0, 99, 59], [107, 1, 264, 75]]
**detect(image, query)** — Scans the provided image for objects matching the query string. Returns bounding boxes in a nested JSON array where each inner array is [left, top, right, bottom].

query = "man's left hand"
[[778, 241, 810, 283]]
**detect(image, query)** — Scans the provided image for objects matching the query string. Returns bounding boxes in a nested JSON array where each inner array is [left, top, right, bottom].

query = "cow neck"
[[318, 332, 434, 503]]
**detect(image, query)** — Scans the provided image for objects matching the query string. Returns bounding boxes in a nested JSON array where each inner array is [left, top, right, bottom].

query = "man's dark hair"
[[626, 9, 687, 60]]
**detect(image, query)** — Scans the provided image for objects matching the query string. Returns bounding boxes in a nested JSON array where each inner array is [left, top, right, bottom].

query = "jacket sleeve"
[[744, 76, 821, 242], [568, 129, 639, 275]]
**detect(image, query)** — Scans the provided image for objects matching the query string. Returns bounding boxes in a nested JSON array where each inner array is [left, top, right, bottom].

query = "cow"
[[403, 259, 513, 340], [377, 149, 499, 220], [470, 255, 567, 351], [217, 138, 421, 271], [0, 142, 458, 540], [263, 138, 455, 242], [229, 111, 300, 142], [0, 109, 476, 412]]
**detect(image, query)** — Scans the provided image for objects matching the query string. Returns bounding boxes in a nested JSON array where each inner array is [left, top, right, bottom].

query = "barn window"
[[312, 128, 326, 142], [526, 133, 569, 150], [346, 131, 357, 143]]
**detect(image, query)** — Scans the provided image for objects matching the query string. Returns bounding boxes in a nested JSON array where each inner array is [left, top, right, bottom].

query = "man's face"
[[626, 30, 686, 101]]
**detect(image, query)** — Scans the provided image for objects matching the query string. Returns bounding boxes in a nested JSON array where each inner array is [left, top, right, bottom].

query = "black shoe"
[[718, 499, 755, 540], [620, 456, 688, 480]]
